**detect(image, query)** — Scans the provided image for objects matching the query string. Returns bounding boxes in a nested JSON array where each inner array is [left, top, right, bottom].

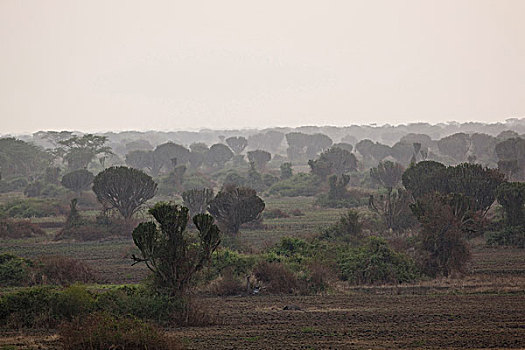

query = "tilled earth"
[[170, 293, 525, 349]]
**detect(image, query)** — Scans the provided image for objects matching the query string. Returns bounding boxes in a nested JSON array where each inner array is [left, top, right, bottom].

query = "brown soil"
[[170, 293, 525, 349]]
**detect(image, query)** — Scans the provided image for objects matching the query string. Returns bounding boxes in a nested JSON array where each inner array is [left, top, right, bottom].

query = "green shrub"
[[338, 236, 419, 285], [54, 284, 95, 321], [320, 210, 363, 244], [485, 226, 525, 248], [59, 312, 182, 350], [0, 286, 61, 328], [0, 284, 208, 329], [0, 253, 33, 286], [267, 173, 320, 197], [95, 286, 177, 325], [206, 248, 256, 281], [314, 189, 366, 208]]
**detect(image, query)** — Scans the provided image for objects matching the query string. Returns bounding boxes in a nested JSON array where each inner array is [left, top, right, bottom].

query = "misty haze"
[[1, 1, 524, 349]]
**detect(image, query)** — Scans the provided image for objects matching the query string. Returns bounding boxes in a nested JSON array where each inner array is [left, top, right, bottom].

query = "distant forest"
[[1, 118, 524, 185]]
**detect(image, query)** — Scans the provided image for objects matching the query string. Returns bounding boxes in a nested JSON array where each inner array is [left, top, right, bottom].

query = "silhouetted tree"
[[151, 142, 190, 176], [410, 194, 470, 277], [247, 150, 271, 171], [226, 136, 248, 155], [132, 203, 220, 295], [496, 182, 525, 227], [309, 147, 357, 179], [206, 144, 234, 168], [402, 161, 448, 199], [61, 169, 95, 195], [208, 185, 265, 235], [125, 150, 154, 172], [182, 188, 214, 217], [58, 134, 112, 171], [437, 133, 470, 163], [369, 161, 409, 230], [0, 138, 52, 178], [332, 142, 353, 152], [248, 131, 284, 153], [495, 137, 525, 181], [92, 166, 157, 220]]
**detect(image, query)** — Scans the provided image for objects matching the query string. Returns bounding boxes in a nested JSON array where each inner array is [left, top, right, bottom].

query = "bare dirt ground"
[[1, 293, 523, 349], [171, 293, 525, 349]]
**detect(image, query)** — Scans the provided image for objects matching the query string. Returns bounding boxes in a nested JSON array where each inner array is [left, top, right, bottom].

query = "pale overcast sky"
[[1, 0, 524, 134]]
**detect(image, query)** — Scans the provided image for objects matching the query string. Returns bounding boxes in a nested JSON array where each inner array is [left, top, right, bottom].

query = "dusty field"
[[172, 293, 525, 349], [2, 293, 523, 349]]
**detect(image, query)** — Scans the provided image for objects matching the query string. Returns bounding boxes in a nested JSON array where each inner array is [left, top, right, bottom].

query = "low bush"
[[320, 210, 363, 244], [253, 261, 299, 294], [0, 198, 67, 218], [206, 268, 247, 296], [290, 209, 305, 216], [0, 254, 99, 287], [263, 208, 290, 219], [0, 253, 33, 286], [289, 208, 305, 216], [315, 188, 367, 209], [0, 219, 46, 239], [34, 255, 100, 285], [0, 286, 62, 328], [59, 312, 182, 350], [208, 248, 256, 279], [95, 286, 176, 325], [485, 226, 525, 248], [0, 285, 95, 328], [338, 236, 419, 285], [260, 237, 337, 294], [24, 182, 67, 198], [0, 177, 28, 193], [303, 261, 333, 293], [0, 284, 213, 329], [266, 173, 321, 197], [55, 216, 136, 241]]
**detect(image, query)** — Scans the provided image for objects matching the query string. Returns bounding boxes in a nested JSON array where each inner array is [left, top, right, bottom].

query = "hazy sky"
[[1, 0, 525, 134]]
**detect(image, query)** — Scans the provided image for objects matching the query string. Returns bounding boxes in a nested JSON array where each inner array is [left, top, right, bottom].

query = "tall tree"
[[226, 136, 248, 155], [437, 133, 470, 163], [182, 188, 214, 217], [495, 137, 525, 181], [496, 182, 525, 227], [247, 131, 284, 153], [208, 185, 265, 235], [0, 138, 52, 178], [151, 142, 190, 176], [92, 166, 157, 220], [247, 150, 271, 171], [308, 147, 357, 179], [125, 150, 154, 173], [132, 203, 220, 295], [205, 144, 234, 168], [369, 161, 412, 230], [58, 134, 112, 171], [61, 169, 95, 195]]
